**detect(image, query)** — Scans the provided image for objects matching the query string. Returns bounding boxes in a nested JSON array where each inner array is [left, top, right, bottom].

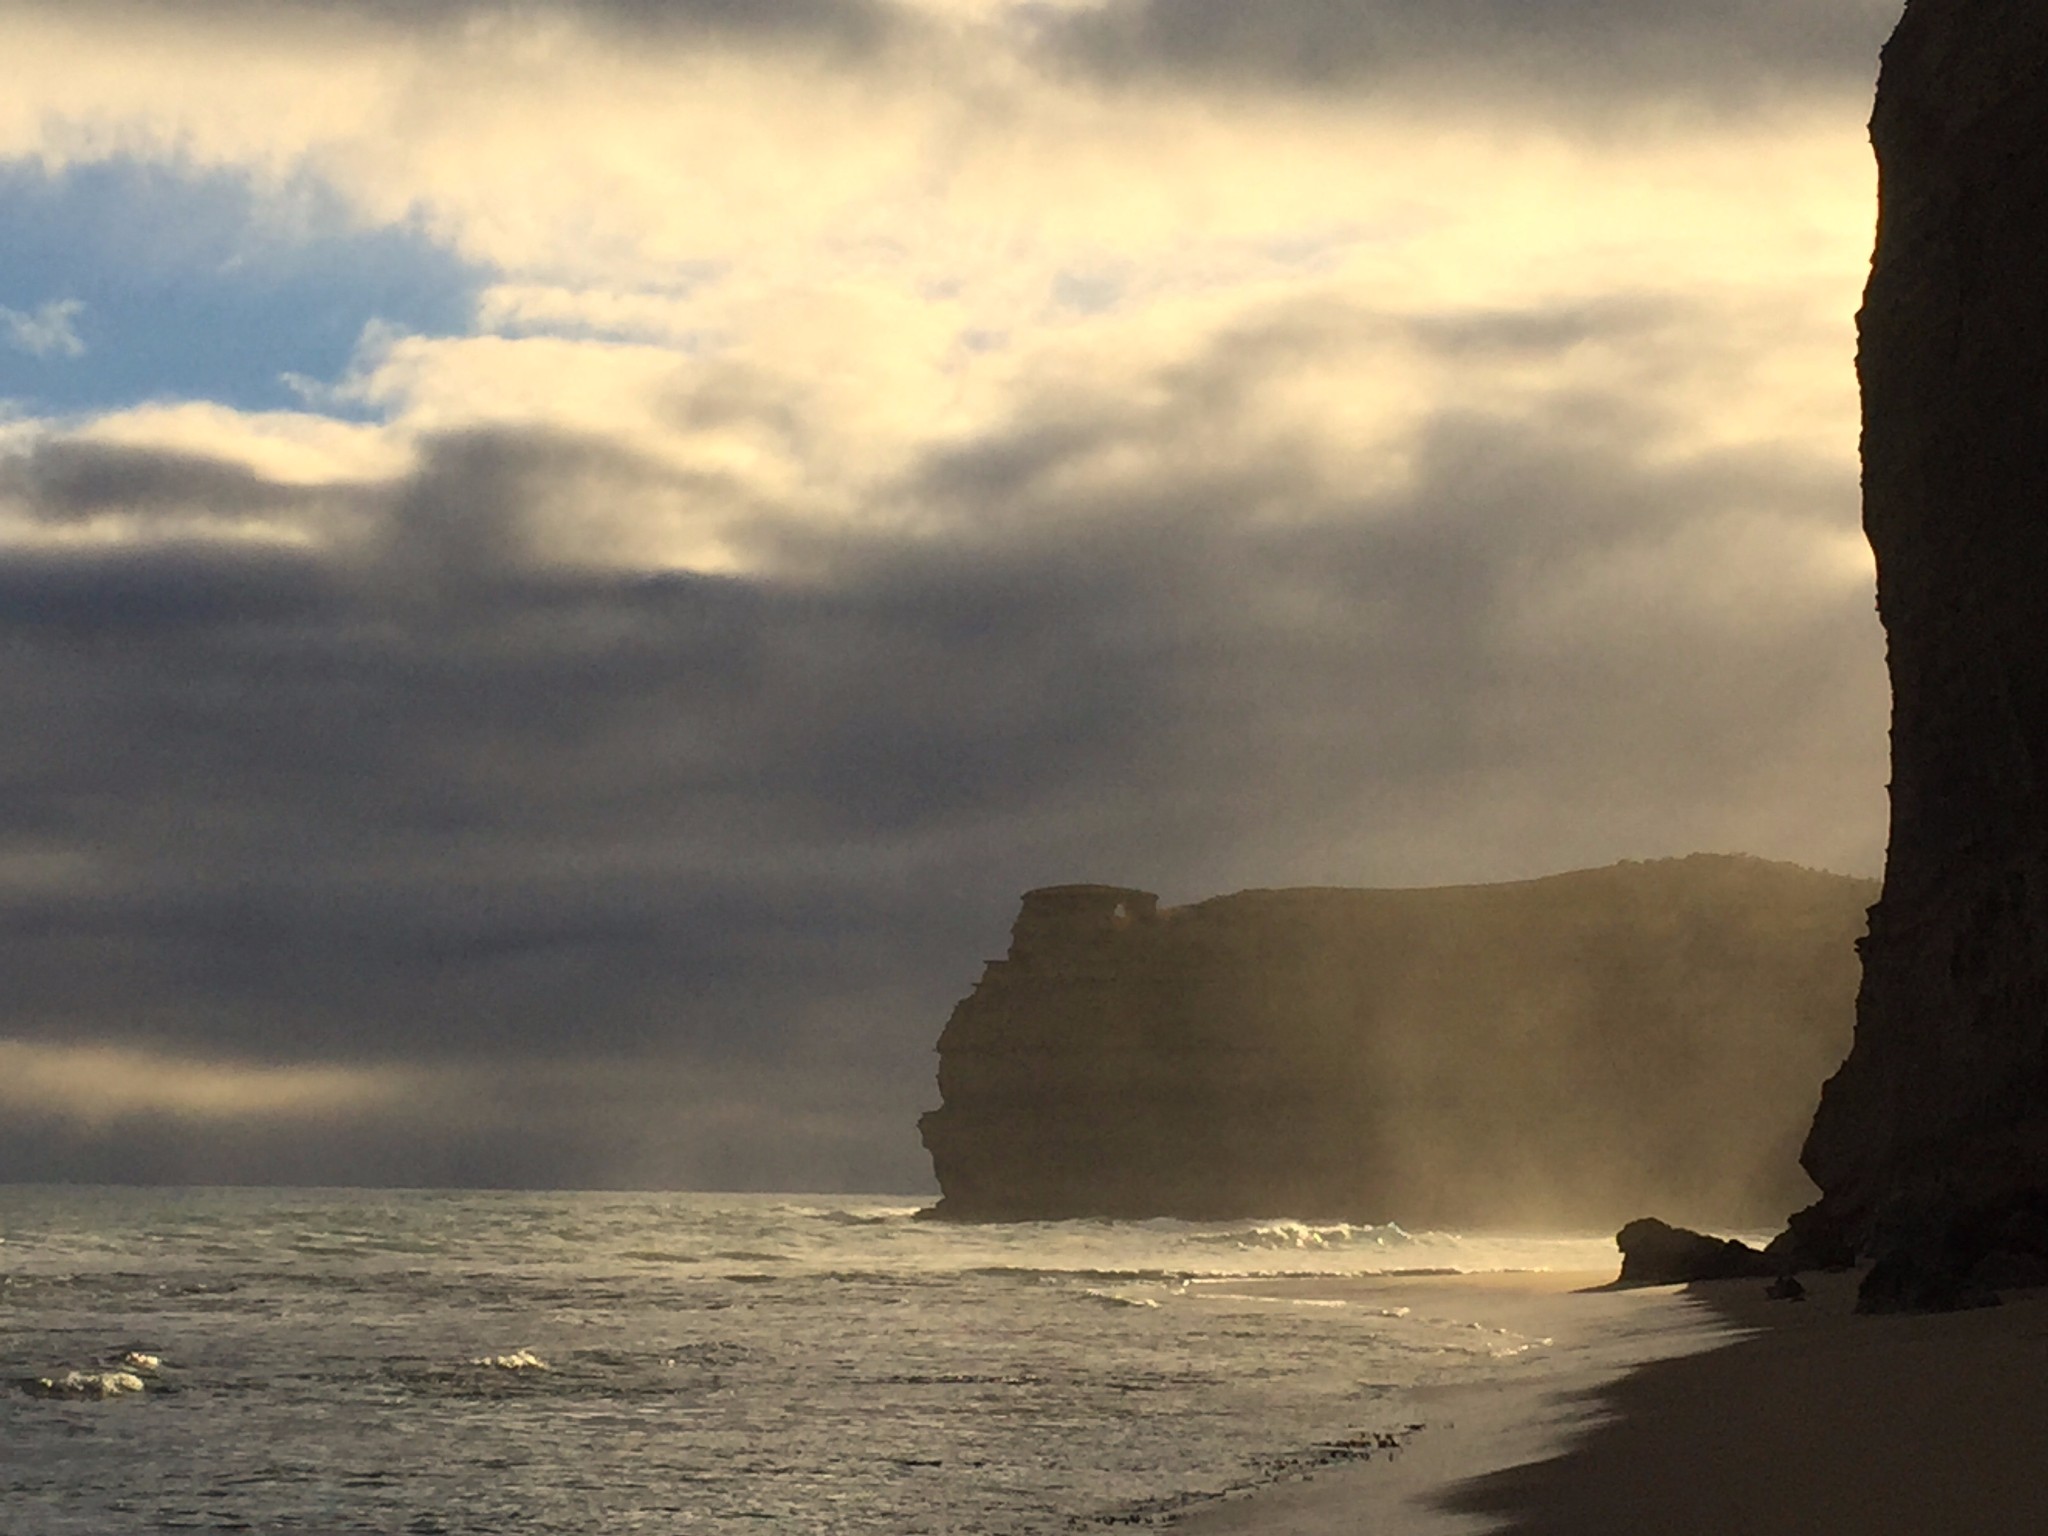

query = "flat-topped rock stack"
[[921, 856, 1874, 1229]]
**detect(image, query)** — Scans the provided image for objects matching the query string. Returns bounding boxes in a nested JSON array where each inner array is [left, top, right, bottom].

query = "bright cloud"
[[0, 2, 1881, 574], [0, 1039, 418, 1128]]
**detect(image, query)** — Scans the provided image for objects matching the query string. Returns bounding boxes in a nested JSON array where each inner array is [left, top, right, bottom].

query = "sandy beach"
[[1172, 1269, 1737, 1535], [1172, 1269, 2048, 1535]]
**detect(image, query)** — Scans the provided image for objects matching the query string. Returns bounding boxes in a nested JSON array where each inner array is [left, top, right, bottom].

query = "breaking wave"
[[1079, 1287, 1163, 1309], [1183, 1220, 1419, 1252], [470, 1349, 549, 1371], [22, 1369, 147, 1399]]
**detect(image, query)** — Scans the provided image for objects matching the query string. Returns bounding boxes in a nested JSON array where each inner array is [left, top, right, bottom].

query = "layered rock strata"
[[921, 856, 1873, 1227], [1792, 0, 2048, 1287]]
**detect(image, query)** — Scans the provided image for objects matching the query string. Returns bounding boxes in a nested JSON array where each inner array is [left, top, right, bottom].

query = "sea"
[[0, 1188, 1629, 1534]]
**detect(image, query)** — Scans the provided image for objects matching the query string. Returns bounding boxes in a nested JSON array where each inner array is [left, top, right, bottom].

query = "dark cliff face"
[[922, 857, 1873, 1228], [1798, 0, 2048, 1253]]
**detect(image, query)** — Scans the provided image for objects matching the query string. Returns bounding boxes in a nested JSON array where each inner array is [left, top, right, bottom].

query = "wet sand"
[[1173, 1270, 1737, 1535], [1442, 1270, 2048, 1535], [1172, 1270, 2048, 1535]]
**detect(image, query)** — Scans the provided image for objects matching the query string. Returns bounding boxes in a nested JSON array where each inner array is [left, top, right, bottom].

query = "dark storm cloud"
[[49, 0, 915, 56], [573, 0, 909, 51], [0, 440, 315, 522], [1033, 0, 1899, 102], [0, 292, 1886, 1188], [0, 546, 336, 636], [1407, 295, 1683, 358]]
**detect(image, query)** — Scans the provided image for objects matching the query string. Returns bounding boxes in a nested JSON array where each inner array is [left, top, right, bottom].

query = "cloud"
[[1033, 0, 1899, 105], [2, 438, 308, 522], [0, 1046, 927, 1189], [2, 299, 86, 359], [0, 292, 1885, 1091], [0, 0, 1891, 1190], [0, 1038, 416, 1128], [552, 0, 917, 53], [331, 0, 915, 51], [2, 0, 1879, 304]]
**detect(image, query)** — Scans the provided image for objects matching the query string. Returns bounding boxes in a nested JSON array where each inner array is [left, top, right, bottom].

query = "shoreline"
[[1168, 1270, 1738, 1535], [1440, 1270, 2048, 1534], [1170, 1269, 2048, 1535]]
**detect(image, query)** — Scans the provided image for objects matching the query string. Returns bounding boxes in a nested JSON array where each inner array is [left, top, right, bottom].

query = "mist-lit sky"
[[0, 0, 1898, 1192]]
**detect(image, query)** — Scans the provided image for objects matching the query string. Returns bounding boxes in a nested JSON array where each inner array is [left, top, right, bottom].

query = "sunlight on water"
[[0, 1189, 1624, 1533]]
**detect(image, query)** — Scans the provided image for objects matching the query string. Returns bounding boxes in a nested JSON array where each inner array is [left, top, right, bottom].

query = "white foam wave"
[[470, 1349, 549, 1371], [1079, 1288, 1161, 1309], [1193, 1290, 1350, 1309], [1186, 1221, 1416, 1252], [24, 1370, 147, 1398]]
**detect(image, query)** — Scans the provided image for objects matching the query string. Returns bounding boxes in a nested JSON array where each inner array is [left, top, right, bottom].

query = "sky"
[[0, 0, 1901, 1193]]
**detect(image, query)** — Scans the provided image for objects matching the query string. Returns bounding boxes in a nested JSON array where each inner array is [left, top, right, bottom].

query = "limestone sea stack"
[[1788, 0, 2048, 1286], [921, 856, 1873, 1228]]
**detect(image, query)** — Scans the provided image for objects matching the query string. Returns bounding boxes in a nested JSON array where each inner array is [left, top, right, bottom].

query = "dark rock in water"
[[919, 857, 1873, 1227], [1764, 1273, 1807, 1302], [1612, 1218, 1777, 1287], [1795, 0, 2048, 1285]]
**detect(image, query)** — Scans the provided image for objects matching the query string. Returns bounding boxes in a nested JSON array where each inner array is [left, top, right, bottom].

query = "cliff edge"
[[1790, 0, 2048, 1278], [921, 856, 1873, 1228]]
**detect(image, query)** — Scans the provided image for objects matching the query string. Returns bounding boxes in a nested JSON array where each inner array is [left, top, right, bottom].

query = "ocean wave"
[[1079, 1287, 1163, 1309], [1184, 1221, 1419, 1252], [470, 1349, 549, 1371], [0, 1188, 1610, 1535], [1192, 1292, 1351, 1309], [967, 1264, 1189, 1284], [813, 1209, 913, 1227], [21, 1369, 148, 1399]]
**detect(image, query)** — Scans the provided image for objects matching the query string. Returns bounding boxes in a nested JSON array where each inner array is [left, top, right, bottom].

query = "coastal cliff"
[[921, 856, 1873, 1228], [1792, 0, 2048, 1276]]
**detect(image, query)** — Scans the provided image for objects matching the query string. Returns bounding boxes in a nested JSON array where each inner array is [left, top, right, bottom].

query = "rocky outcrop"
[[1790, 0, 2048, 1280], [921, 856, 1873, 1227], [1612, 1218, 1777, 1288]]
